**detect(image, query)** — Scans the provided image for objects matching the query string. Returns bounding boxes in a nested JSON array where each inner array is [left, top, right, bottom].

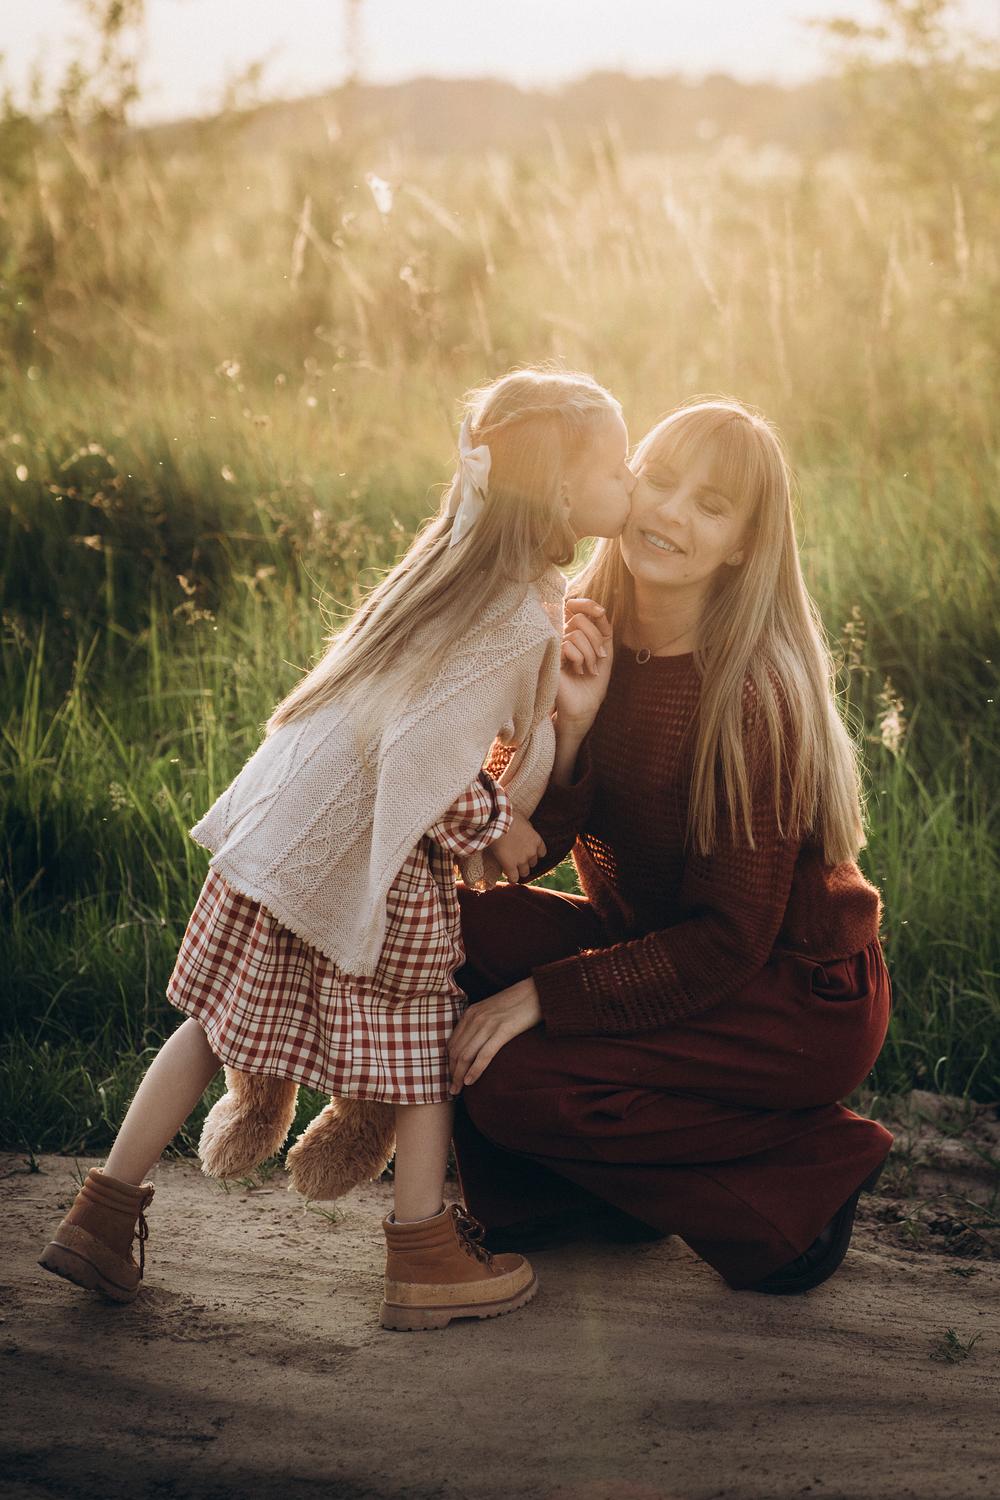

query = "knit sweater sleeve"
[[519, 739, 597, 878], [533, 754, 801, 1037], [457, 629, 561, 890]]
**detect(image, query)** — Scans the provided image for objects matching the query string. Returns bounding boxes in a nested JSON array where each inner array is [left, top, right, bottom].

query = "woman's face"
[[621, 443, 749, 601], [565, 410, 636, 540]]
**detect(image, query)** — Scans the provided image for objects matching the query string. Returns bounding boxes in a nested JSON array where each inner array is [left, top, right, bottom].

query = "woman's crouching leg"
[[459, 1028, 892, 1289], [452, 1095, 597, 1231]]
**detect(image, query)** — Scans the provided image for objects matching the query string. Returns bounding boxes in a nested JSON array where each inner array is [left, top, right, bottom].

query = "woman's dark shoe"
[[748, 1157, 888, 1296]]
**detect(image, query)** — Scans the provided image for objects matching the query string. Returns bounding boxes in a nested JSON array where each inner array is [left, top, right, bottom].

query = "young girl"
[[40, 367, 635, 1331]]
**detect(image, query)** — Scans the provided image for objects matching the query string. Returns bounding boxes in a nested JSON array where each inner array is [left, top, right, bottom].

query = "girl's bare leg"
[[103, 1018, 222, 1184], [392, 1101, 454, 1222]]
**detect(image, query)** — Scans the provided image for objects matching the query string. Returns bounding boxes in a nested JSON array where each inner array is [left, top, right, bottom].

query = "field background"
[[1, 1, 998, 1155]]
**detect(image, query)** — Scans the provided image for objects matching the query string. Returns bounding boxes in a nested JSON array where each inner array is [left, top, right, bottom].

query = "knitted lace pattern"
[[529, 650, 881, 1036]]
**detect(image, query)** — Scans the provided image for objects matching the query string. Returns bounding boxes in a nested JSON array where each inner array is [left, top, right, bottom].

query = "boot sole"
[[38, 1239, 138, 1304], [380, 1273, 538, 1331]]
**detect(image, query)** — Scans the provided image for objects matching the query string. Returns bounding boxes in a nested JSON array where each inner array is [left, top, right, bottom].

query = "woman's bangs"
[[644, 410, 766, 510]]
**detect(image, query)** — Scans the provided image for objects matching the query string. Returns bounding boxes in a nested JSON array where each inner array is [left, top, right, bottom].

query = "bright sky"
[[3, 0, 998, 122]]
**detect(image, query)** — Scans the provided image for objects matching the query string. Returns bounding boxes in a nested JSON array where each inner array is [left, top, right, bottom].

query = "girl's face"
[[622, 444, 748, 600], [564, 410, 635, 539]]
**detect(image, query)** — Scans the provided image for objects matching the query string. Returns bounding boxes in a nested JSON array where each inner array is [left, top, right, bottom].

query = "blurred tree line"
[[1, 0, 998, 370]]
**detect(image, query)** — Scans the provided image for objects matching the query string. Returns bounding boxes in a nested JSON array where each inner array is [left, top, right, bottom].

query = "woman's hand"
[[556, 597, 613, 731], [448, 978, 542, 1094], [490, 810, 546, 884]]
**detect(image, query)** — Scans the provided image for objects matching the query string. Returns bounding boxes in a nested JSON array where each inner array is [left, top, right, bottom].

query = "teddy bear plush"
[[198, 1069, 396, 1201]]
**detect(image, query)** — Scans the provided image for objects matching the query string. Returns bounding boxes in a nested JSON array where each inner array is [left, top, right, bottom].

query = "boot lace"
[[135, 1192, 153, 1278], [450, 1205, 494, 1266]]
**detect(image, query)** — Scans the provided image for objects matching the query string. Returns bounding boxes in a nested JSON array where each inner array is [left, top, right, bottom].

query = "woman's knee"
[[457, 884, 603, 999], [462, 1050, 535, 1151]]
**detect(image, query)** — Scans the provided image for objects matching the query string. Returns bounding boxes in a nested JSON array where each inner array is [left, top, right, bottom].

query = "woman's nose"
[[654, 487, 686, 522]]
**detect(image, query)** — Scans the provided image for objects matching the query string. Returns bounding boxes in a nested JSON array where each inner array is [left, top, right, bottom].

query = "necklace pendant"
[[635, 647, 651, 665]]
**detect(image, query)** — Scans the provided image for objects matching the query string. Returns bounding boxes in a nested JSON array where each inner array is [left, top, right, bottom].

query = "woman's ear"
[[725, 549, 744, 567]]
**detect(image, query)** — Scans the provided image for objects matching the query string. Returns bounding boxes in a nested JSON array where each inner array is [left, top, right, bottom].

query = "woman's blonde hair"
[[268, 367, 620, 737], [575, 397, 865, 866]]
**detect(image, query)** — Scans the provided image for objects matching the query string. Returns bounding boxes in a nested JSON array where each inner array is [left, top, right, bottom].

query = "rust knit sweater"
[[529, 649, 882, 1037]]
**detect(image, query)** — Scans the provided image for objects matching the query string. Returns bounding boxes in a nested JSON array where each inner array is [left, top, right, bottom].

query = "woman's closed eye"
[[644, 468, 676, 492]]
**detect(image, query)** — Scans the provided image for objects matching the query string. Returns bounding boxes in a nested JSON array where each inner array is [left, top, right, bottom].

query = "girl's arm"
[[427, 773, 512, 858], [501, 596, 610, 876]]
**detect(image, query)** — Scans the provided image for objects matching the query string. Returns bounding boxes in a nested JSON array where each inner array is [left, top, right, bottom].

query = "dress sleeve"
[[427, 773, 513, 857], [533, 756, 801, 1036]]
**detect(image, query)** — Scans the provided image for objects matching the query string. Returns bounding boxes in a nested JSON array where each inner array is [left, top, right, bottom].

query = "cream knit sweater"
[[190, 568, 565, 975]]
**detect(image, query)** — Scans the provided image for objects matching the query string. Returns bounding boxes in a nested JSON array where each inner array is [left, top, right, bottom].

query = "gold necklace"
[[631, 621, 697, 664]]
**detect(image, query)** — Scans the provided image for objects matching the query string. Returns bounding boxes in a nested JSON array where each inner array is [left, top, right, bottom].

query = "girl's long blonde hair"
[[575, 397, 865, 866], [268, 367, 620, 737]]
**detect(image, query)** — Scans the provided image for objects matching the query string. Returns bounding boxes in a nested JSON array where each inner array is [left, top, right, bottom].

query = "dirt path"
[[2, 1092, 999, 1500]]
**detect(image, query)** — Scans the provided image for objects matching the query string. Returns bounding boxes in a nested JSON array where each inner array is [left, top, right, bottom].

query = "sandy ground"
[[2, 1090, 999, 1500]]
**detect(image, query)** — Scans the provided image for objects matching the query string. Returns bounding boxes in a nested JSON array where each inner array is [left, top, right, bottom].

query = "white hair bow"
[[448, 416, 491, 547]]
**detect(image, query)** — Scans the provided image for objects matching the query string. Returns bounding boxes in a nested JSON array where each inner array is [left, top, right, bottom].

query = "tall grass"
[[1, 61, 998, 1149]]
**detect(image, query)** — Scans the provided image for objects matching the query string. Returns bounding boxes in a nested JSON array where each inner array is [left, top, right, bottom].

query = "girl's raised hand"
[[556, 597, 614, 731]]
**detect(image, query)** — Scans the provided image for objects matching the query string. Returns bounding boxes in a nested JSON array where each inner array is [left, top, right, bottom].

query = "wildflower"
[[365, 172, 393, 216], [877, 676, 907, 755], [173, 601, 216, 625], [838, 604, 869, 677]]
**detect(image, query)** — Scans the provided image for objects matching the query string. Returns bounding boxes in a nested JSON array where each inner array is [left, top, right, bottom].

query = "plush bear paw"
[[199, 1069, 299, 1180], [286, 1097, 396, 1201]]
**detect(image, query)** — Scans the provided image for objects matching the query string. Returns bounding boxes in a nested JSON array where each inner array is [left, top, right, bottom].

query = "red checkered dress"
[[167, 775, 512, 1104]]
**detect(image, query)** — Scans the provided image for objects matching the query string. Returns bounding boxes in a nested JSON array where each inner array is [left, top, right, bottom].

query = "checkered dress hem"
[[167, 777, 511, 1104]]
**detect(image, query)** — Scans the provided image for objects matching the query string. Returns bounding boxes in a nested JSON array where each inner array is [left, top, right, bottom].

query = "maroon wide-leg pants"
[[453, 883, 893, 1289]]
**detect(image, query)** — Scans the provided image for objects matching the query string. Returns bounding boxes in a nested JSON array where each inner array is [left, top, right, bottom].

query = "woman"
[[447, 396, 892, 1294]]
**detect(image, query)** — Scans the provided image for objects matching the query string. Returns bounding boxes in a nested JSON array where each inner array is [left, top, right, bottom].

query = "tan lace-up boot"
[[39, 1167, 154, 1303], [380, 1203, 537, 1331]]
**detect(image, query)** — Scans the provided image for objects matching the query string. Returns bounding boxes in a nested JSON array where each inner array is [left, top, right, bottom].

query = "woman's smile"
[[638, 527, 685, 555]]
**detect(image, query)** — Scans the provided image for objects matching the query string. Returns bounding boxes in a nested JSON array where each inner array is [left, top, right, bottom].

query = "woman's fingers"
[[561, 639, 586, 673], [564, 597, 612, 640], [566, 612, 609, 649], [450, 1020, 510, 1091], [563, 601, 611, 679], [563, 625, 604, 676], [461, 1034, 505, 1089], [448, 1018, 484, 1092], [448, 980, 542, 1093]]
